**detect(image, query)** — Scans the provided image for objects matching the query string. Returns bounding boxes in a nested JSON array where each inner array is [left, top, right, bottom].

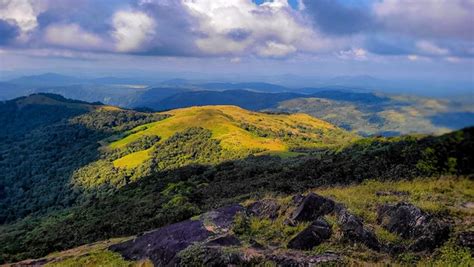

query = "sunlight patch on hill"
[[109, 105, 355, 169]]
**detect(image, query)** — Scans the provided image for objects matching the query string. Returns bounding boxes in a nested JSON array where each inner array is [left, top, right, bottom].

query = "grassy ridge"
[[109, 105, 356, 168]]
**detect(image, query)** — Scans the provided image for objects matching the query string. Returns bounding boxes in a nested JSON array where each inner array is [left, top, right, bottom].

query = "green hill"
[[107, 105, 356, 169], [1, 94, 473, 265]]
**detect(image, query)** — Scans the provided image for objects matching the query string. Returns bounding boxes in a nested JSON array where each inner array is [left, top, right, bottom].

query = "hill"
[[0, 94, 355, 223], [271, 94, 474, 136], [1, 125, 472, 264], [107, 104, 356, 169]]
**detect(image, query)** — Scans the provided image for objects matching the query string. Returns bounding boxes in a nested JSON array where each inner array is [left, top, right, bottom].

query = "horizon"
[[0, 0, 473, 95]]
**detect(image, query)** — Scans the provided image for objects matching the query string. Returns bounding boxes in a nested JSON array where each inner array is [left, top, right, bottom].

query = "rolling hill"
[[107, 104, 356, 169], [0, 94, 473, 265]]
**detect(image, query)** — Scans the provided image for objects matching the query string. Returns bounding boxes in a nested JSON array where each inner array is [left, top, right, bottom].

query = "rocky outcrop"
[[247, 199, 281, 220], [108, 195, 455, 266], [290, 193, 335, 223], [336, 206, 381, 251], [110, 204, 243, 266], [287, 218, 332, 250], [377, 202, 450, 252]]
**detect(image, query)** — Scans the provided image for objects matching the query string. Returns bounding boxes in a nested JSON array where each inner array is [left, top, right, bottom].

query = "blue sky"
[[0, 0, 473, 86]]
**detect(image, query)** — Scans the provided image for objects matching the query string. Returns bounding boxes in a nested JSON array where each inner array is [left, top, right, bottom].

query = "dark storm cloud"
[[303, 0, 376, 35]]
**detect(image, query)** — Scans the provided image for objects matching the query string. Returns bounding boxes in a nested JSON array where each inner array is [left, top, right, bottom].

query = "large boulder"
[[110, 204, 243, 266], [337, 207, 381, 251], [287, 218, 332, 250], [247, 199, 281, 220], [377, 202, 450, 252], [290, 193, 335, 223]]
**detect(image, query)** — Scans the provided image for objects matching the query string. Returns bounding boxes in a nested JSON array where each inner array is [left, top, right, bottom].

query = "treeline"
[[1, 127, 472, 263]]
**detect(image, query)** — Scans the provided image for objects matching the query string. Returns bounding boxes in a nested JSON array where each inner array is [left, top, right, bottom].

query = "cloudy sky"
[[0, 0, 473, 82]]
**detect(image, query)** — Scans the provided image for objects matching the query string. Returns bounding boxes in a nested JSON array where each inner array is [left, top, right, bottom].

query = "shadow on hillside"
[[0, 94, 165, 224], [1, 127, 473, 263]]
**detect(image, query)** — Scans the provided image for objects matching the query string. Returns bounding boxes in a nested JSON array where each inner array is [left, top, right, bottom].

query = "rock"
[[457, 231, 474, 250], [179, 246, 263, 267], [337, 208, 381, 251], [110, 204, 243, 266], [375, 190, 409, 197], [247, 199, 281, 220], [110, 219, 210, 266], [291, 194, 305, 206], [203, 204, 245, 233], [206, 235, 241, 247], [290, 193, 335, 223], [287, 218, 332, 250], [377, 202, 450, 252]]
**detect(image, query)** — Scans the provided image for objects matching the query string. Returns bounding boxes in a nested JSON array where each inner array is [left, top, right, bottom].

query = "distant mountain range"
[[1, 73, 473, 136]]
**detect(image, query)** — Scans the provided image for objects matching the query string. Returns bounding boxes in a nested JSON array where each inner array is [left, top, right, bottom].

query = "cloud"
[[337, 48, 368, 61], [44, 23, 105, 50], [373, 0, 474, 40], [0, 0, 39, 32], [112, 10, 156, 52], [181, 0, 341, 57], [0, 0, 472, 61], [415, 41, 449, 56]]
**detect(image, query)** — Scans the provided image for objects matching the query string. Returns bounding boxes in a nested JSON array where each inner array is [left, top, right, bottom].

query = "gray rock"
[[110, 204, 243, 266], [287, 218, 332, 250], [337, 208, 381, 251], [247, 199, 281, 220], [206, 235, 241, 247], [377, 202, 450, 252], [290, 193, 335, 223]]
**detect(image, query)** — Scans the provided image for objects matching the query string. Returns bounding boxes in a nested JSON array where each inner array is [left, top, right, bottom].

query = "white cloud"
[[0, 0, 46, 39], [257, 41, 296, 57], [44, 24, 104, 50], [416, 40, 449, 56], [338, 48, 368, 60], [112, 10, 156, 52], [182, 0, 340, 57]]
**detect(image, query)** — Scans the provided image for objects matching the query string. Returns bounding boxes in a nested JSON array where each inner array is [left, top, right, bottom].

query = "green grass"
[[314, 176, 474, 224], [31, 238, 153, 267], [107, 105, 357, 169]]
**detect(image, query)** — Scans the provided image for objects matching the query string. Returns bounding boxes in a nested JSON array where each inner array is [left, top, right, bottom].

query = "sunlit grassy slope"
[[110, 105, 357, 168], [15, 176, 472, 266]]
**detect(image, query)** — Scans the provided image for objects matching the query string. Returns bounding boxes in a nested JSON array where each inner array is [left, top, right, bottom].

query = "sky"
[[0, 0, 473, 84]]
